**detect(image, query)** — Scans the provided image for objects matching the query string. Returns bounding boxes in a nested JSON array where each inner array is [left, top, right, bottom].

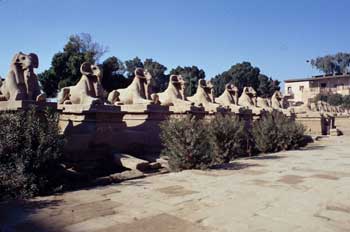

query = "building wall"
[[285, 76, 350, 103], [284, 81, 310, 102], [309, 77, 350, 96]]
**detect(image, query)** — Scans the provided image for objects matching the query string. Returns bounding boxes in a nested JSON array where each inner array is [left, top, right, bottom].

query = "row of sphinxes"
[[0, 52, 347, 117]]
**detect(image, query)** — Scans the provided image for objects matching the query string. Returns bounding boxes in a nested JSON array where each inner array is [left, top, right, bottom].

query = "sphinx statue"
[[270, 90, 284, 109], [157, 75, 193, 107], [270, 90, 293, 115], [256, 97, 273, 111], [215, 84, 246, 112], [108, 68, 159, 105], [187, 79, 222, 112], [316, 101, 333, 117], [0, 52, 45, 102], [287, 100, 322, 117], [58, 62, 104, 105], [238, 86, 264, 114]]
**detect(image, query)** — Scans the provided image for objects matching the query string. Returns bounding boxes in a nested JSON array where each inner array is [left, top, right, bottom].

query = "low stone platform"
[[1, 135, 350, 232]]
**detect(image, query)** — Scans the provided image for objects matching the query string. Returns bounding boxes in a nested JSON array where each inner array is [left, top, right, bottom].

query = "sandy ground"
[[1, 135, 350, 232]]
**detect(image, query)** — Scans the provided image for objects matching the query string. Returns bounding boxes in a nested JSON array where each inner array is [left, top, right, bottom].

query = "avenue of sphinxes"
[[0, 52, 345, 160]]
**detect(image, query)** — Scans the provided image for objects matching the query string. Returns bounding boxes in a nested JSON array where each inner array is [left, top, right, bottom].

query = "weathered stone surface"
[[0, 52, 45, 102], [238, 86, 263, 115], [2, 136, 350, 231], [330, 128, 341, 136], [113, 153, 150, 171], [187, 80, 224, 113], [107, 68, 159, 105], [215, 84, 248, 113], [109, 170, 145, 182], [157, 75, 193, 108], [58, 62, 104, 106]]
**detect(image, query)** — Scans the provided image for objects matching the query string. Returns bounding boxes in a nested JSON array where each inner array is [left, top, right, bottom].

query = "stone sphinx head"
[[198, 79, 215, 102], [12, 52, 38, 71], [273, 90, 283, 100], [80, 62, 102, 81], [225, 84, 238, 95], [169, 75, 188, 99]]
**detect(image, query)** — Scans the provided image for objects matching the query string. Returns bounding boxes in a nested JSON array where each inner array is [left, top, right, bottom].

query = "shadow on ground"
[[211, 162, 262, 170], [0, 199, 64, 232], [248, 155, 286, 160], [300, 145, 326, 151]]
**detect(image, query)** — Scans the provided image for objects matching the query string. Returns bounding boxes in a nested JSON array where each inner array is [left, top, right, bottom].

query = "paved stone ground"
[[1, 135, 350, 232]]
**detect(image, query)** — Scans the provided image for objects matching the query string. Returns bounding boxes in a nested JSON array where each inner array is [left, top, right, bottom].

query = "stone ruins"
[[0, 53, 347, 159]]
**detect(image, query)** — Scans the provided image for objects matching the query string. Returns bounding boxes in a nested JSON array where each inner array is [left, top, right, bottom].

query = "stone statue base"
[[169, 105, 204, 114], [0, 100, 56, 111]]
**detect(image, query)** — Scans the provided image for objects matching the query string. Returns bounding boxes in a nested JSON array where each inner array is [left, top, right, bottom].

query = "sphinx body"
[[108, 68, 159, 105], [238, 86, 263, 114], [256, 97, 273, 111], [215, 84, 246, 112], [270, 90, 293, 115], [187, 80, 222, 112], [157, 75, 193, 107], [0, 52, 45, 102], [58, 62, 104, 105]]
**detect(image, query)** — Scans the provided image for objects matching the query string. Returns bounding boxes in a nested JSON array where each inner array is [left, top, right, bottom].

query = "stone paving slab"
[[1, 136, 350, 231]]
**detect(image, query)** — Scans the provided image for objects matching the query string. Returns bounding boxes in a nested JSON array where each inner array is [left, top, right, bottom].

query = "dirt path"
[[1, 136, 350, 232]]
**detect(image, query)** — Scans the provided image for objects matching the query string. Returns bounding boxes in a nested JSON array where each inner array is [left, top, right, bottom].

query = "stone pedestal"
[[0, 100, 56, 111], [295, 114, 328, 135], [334, 116, 350, 135], [58, 104, 125, 162]]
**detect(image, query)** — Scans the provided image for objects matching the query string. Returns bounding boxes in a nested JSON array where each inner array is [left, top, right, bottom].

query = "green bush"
[[342, 95, 350, 109], [160, 115, 213, 171], [327, 93, 343, 106], [210, 114, 249, 163], [252, 111, 306, 153], [0, 107, 65, 200]]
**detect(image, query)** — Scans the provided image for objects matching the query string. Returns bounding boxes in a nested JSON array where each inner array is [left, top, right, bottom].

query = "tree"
[[144, 59, 168, 92], [257, 74, 280, 98], [342, 95, 350, 109], [38, 33, 107, 97], [211, 62, 279, 97], [101, 56, 130, 92], [327, 93, 343, 106], [169, 66, 206, 96], [313, 93, 343, 106], [310, 52, 350, 75], [124, 57, 168, 92], [125, 57, 144, 78]]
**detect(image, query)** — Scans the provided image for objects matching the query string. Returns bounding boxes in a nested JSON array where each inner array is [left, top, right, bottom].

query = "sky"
[[0, 0, 349, 88]]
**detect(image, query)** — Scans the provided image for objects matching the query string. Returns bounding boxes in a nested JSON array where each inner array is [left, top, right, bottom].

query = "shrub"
[[209, 114, 249, 163], [0, 107, 65, 200], [327, 93, 343, 106], [342, 95, 350, 109], [252, 111, 306, 153], [160, 115, 213, 171]]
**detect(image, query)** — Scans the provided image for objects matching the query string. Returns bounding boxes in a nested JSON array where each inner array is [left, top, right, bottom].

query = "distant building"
[[284, 73, 350, 103]]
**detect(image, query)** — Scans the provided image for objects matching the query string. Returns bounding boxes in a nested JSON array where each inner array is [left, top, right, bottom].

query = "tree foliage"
[[252, 111, 307, 153], [124, 57, 168, 92], [310, 52, 350, 75], [144, 59, 168, 92], [327, 93, 344, 106], [38, 33, 108, 97], [101, 56, 130, 92], [160, 116, 213, 171], [125, 57, 144, 78], [342, 95, 350, 109], [169, 66, 206, 96], [210, 114, 249, 163], [211, 62, 280, 97], [0, 107, 65, 200]]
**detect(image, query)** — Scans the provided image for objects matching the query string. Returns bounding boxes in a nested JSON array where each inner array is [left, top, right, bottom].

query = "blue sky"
[[0, 0, 349, 86]]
